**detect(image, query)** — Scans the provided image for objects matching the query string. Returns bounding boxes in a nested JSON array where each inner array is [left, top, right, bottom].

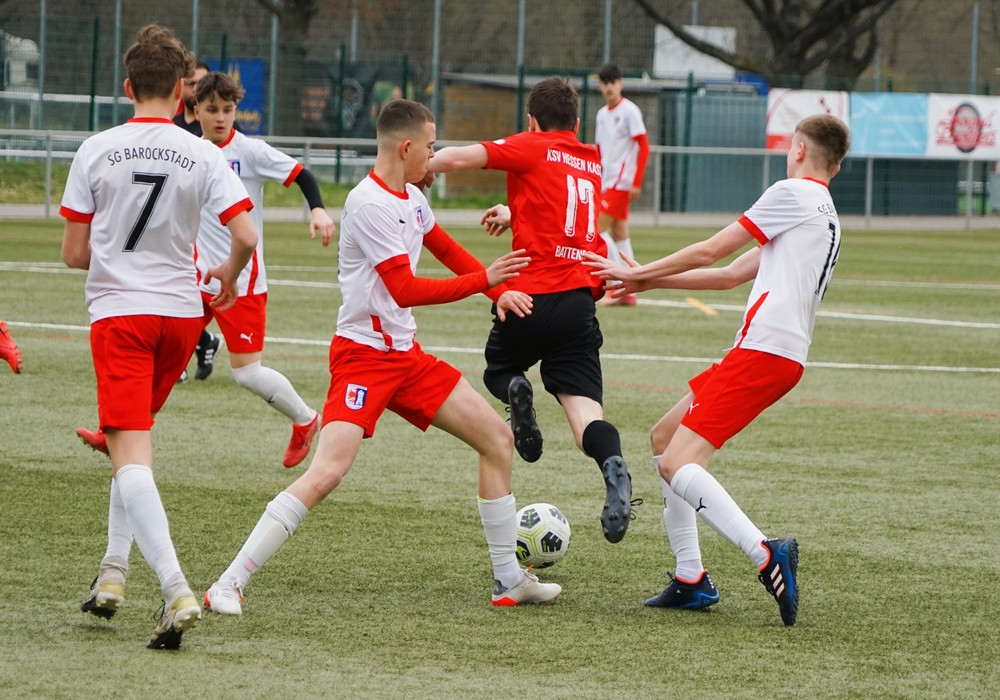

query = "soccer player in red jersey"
[[203, 99, 562, 614], [61, 24, 258, 649], [428, 77, 636, 545], [585, 114, 850, 626]]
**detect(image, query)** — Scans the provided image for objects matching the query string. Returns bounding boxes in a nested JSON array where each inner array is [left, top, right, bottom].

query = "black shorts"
[[485, 287, 604, 404]]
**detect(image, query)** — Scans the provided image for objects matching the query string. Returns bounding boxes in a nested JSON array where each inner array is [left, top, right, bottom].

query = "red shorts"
[[90, 315, 203, 431], [202, 291, 266, 353], [600, 188, 630, 220], [322, 336, 462, 438], [680, 348, 804, 449]]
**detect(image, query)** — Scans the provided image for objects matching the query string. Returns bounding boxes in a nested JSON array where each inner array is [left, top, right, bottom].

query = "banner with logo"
[[765, 88, 850, 150], [926, 93, 1000, 159]]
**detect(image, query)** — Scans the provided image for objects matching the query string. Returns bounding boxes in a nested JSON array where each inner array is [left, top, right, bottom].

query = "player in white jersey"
[[203, 99, 562, 616], [594, 63, 649, 306], [60, 24, 258, 650], [585, 114, 850, 627], [191, 72, 336, 467]]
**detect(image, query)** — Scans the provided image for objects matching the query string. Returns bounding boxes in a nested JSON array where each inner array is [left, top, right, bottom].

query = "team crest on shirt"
[[415, 206, 425, 229], [228, 159, 241, 175], [345, 383, 368, 410]]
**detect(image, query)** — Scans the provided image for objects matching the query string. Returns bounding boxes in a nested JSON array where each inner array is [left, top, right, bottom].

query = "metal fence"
[[4, 128, 996, 229], [2, 1, 998, 136]]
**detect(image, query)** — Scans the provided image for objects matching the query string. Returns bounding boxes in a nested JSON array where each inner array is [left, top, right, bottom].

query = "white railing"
[[2, 128, 998, 229]]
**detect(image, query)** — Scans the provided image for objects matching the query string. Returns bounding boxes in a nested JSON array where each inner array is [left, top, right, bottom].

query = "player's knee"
[[480, 415, 515, 462]]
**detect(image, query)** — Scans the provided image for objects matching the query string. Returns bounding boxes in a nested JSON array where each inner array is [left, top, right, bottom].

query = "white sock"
[[231, 361, 316, 425], [615, 237, 635, 263], [477, 493, 521, 589], [654, 456, 703, 581], [670, 463, 768, 569], [219, 491, 308, 591], [102, 477, 132, 579], [600, 232, 623, 266], [115, 464, 189, 600]]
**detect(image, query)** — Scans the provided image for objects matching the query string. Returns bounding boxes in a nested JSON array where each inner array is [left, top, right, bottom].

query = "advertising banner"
[[925, 93, 1000, 159], [766, 88, 850, 150], [206, 58, 266, 135], [849, 93, 926, 156]]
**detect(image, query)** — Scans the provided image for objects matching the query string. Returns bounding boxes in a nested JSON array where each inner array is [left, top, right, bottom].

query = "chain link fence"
[[2, 0, 999, 218]]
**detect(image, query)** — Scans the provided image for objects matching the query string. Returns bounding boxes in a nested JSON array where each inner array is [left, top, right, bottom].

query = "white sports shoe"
[[491, 569, 562, 606], [204, 581, 244, 616]]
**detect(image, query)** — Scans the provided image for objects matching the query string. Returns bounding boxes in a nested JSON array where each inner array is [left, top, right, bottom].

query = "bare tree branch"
[[632, 0, 901, 88]]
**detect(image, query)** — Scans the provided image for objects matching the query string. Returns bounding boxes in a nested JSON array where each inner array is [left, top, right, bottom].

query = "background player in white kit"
[[193, 71, 336, 467], [594, 62, 649, 306], [585, 114, 850, 627], [203, 99, 561, 616], [60, 24, 258, 649]]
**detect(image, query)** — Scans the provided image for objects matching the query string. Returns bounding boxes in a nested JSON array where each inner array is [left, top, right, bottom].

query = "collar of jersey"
[[127, 117, 174, 124], [216, 128, 237, 149], [368, 170, 408, 199], [802, 176, 829, 188]]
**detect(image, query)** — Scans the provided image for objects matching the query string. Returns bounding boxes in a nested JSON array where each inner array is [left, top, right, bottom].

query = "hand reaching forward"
[[581, 250, 651, 296], [485, 248, 530, 287], [481, 204, 512, 236], [495, 289, 532, 321]]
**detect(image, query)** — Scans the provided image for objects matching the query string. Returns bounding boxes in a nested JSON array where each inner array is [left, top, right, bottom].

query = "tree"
[[631, 0, 901, 89], [251, 0, 323, 134]]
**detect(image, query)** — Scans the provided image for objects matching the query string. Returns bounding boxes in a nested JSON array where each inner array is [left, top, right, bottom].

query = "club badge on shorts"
[[345, 383, 368, 410]]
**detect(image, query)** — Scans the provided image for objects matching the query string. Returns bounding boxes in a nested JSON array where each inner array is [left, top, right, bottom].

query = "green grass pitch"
[[1, 219, 999, 697]]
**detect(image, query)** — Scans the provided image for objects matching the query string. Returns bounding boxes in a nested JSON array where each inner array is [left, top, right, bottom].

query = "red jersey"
[[482, 130, 607, 298]]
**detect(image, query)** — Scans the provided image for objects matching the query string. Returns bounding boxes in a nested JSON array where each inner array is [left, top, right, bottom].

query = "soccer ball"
[[516, 502, 571, 569]]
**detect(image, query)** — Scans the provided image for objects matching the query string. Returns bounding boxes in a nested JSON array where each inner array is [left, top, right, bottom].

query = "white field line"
[[4, 262, 1000, 373]]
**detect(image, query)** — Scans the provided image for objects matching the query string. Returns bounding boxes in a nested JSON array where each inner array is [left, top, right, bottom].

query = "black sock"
[[581, 419, 622, 468]]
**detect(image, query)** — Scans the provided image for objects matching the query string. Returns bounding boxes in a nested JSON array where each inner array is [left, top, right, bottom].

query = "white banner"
[[926, 93, 1000, 159], [766, 88, 850, 150]]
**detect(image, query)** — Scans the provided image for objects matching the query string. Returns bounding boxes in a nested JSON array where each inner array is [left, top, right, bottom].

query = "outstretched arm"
[[422, 223, 532, 320], [648, 246, 759, 291], [584, 221, 755, 290], [428, 144, 489, 173]]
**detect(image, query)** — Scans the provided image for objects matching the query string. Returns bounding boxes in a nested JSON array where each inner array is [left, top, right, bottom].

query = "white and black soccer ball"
[[516, 502, 571, 569]]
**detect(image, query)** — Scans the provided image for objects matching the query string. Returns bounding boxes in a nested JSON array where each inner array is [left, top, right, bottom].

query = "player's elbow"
[[61, 243, 88, 269]]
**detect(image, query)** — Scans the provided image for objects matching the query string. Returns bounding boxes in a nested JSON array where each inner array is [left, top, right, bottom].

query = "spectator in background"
[[594, 62, 649, 307]]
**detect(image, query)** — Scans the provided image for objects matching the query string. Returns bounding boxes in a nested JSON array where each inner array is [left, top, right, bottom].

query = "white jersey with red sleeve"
[[594, 97, 646, 192], [336, 172, 436, 352], [60, 117, 252, 323], [195, 129, 304, 296], [733, 177, 841, 365]]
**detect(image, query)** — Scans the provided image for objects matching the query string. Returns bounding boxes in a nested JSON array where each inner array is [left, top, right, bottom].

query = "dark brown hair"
[[597, 63, 622, 84], [123, 24, 192, 101], [195, 71, 245, 105], [526, 77, 578, 132]]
